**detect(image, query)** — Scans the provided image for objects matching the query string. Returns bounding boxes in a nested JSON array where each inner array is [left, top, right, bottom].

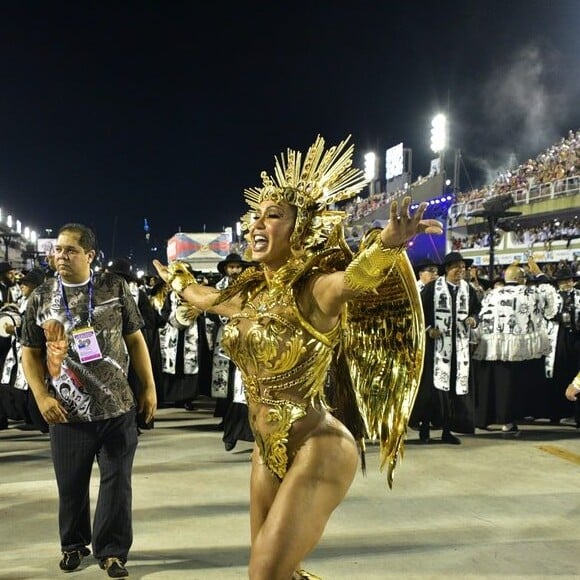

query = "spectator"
[[21, 223, 156, 578]]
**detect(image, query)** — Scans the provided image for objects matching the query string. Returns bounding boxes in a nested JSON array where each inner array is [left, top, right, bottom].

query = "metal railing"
[[448, 174, 580, 227]]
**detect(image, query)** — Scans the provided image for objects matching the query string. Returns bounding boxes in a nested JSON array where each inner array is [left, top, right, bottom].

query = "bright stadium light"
[[364, 152, 378, 195], [364, 152, 377, 181], [430, 113, 447, 154]]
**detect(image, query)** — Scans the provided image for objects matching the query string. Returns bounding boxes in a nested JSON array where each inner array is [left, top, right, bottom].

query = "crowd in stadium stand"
[[496, 129, 580, 193], [344, 191, 389, 223], [449, 216, 580, 251], [345, 129, 580, 232], [450, 231, 501, 250], [455, 129, 580, 204], [513, 218, 580, 246]]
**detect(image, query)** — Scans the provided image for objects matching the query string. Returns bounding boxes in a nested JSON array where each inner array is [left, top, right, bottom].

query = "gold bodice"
[[221, 277, 340, 479]]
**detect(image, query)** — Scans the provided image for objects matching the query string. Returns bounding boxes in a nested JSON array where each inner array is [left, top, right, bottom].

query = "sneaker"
[[99, 557, 129, 578], [501, 423, 519, 434], [59, 547, 91, 572]]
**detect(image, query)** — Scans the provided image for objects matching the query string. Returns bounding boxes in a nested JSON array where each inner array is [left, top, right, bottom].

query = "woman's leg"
[[248, 422, 358, 580], [249, 445, 280, 544]]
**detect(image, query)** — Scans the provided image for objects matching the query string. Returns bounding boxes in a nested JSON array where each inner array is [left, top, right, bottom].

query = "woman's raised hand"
[[380, 197, 443, 248]]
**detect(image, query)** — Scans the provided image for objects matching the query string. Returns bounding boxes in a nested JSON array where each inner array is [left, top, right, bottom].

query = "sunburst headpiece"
[[243, 135, 368, 252]]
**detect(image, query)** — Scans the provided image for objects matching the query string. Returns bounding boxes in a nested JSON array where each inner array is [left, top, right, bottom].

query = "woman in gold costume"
[[153, 136, 442, 580]]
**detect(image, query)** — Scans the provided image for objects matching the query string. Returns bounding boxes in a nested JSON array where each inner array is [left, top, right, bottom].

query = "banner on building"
[[166, 232, 232, 272]]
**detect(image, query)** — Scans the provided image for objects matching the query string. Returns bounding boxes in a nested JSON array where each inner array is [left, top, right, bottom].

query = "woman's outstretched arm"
[[307, 197, 443, 322], [152, 259, 241, 318]]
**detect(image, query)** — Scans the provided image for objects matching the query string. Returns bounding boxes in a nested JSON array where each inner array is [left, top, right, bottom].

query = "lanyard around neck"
[[59, 275, 94, 328]]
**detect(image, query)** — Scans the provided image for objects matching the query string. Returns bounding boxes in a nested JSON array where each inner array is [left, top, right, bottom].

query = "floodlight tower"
[[364, 151, 377, 196], [430, 113, 447, 190]]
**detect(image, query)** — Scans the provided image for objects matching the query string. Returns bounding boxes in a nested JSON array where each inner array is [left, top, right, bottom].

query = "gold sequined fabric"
[[342, 231, 425, 488], [344, 236, 405, 293], [222, 261, 340, 480]]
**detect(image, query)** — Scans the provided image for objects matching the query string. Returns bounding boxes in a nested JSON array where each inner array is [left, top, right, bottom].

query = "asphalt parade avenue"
[[1, 398, 579, 580]]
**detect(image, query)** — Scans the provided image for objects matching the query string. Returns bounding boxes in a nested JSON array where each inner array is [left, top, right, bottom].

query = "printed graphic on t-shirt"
[[21, 274, 144, 422]]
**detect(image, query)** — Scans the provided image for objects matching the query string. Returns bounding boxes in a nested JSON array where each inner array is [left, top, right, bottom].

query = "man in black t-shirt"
[[21, 223, 157, 578]]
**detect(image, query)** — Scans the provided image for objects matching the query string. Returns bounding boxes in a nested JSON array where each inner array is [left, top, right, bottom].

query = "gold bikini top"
[[222, 277, 340, 406]]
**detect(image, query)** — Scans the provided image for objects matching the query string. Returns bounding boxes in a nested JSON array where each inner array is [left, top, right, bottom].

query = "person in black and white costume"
[[411, 252, 480, 444], [105, 258, 163, 423], [473, 258, 558, 434], [414, 259, 439, 292], [158, 264, 211, 409], [0, 262, 19, 430], [0, 262, 21, 380], [210, 253, 254, 450], [0, 269, 48, 432], [545, 266, 580, 426]]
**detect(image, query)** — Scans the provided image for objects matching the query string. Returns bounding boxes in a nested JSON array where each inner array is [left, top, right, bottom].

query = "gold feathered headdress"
[[242, 135, 368, 252]]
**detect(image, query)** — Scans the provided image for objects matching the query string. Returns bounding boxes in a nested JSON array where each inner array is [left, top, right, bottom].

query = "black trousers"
[[49, 409, 138, 561], [475, 358, 546, 426]]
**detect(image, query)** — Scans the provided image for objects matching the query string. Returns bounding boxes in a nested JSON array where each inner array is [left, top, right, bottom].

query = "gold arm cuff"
[[344, 236, 406, 293], [167, 262, 197, 294]]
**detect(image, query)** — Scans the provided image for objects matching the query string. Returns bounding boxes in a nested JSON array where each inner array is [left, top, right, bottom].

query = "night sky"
[[1, 1, 579, 270]]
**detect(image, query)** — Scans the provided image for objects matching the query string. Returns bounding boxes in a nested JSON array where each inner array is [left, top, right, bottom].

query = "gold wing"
[[341, 234, 425, 488]]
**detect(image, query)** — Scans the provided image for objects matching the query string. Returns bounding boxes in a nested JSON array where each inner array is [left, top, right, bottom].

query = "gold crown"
[[242, 135, 368, 251]]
